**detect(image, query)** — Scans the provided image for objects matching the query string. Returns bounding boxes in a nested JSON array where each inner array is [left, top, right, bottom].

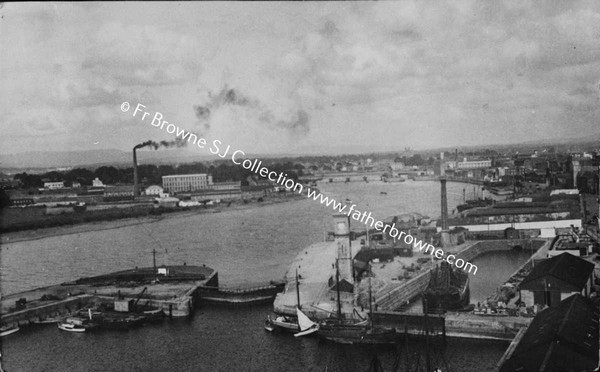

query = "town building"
[[212, 181, 241, 191], [43, 181, 64, 190], [153, 196, 179, 208], [103, 185, 134, 201], [519, 253, 594, 308], [92, 177, 105, 187], [145, 185, 164, 196], [456, 158, 491, 169], [162, 174, 213, 193]]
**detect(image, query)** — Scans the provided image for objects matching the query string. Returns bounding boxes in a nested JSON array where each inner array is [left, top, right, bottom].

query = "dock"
[[273, 228, 547, 341], [1, 264, 285, 330], [0, 265, 218, 327]]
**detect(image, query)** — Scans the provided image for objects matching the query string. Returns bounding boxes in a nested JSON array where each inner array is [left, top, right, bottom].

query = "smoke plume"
[[134, 138, 186, 150], [193, 85, 310, 135]]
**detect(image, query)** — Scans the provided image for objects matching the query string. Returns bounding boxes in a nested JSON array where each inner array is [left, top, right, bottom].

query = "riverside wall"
[[1, 295, 94, 327], [444, 313, 531, 341]]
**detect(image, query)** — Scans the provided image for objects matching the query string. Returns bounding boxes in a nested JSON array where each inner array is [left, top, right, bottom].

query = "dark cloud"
[[319, 20, 339, 37]]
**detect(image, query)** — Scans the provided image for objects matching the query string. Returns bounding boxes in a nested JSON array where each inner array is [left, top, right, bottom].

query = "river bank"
[[1, 193, 304, 245]]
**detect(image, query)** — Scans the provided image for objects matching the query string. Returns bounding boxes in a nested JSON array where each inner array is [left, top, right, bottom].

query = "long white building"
[[457, 158, 491, 169], [162, 174, 213, 193]]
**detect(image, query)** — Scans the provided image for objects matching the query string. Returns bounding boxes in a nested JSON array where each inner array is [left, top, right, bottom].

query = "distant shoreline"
[[0, 194, 304, 245]]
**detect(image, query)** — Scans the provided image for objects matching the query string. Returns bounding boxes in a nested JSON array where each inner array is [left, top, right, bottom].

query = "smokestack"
[[440, 177, 448, 230], [455, 149, 458, 171], [133, 148, 140, 198]]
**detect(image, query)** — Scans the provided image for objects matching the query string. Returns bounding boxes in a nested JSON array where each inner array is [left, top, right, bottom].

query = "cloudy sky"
[[1, 1, 600, 156]]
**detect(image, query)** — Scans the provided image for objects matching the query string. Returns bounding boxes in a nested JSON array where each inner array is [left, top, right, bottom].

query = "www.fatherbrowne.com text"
[[122, 102, 478, 275]]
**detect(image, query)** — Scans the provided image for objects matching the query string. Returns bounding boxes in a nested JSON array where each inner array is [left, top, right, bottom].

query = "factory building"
[[457, 158, 491, 169], [162, 174, 213, 193]]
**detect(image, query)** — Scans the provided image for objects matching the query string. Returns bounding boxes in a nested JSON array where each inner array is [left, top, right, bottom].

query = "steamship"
[[423, 261, 470, 312]]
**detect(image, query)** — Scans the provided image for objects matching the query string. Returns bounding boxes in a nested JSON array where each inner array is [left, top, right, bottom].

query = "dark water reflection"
[[1, 304, 507, 372], [1, 181, 512, 371]]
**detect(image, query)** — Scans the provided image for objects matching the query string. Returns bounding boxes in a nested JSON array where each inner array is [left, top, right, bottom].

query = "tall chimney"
[[440, 177, 448, 230], [455, 149, 458, 171], [133, 148, 140, 198]]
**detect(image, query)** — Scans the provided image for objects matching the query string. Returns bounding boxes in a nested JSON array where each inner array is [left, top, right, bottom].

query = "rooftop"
[[498, 294, 599, 372], [520, 253, 594, 291], [162, 174, 208, 178]]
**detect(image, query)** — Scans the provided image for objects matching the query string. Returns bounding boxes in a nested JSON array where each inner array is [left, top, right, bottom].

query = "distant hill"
[[1, 133, 599, 171], [0, 149, 211, 170]]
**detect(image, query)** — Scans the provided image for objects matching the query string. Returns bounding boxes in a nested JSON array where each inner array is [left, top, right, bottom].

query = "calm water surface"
[[1, 181, 523, 371]]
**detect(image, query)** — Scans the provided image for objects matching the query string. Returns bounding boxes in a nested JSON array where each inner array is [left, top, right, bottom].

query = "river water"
[[1, 181, 529, 372]]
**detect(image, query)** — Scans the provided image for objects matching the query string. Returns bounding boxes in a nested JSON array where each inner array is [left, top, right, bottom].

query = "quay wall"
[[321, 173, 382, 183], [88, 286, 199, 318], [449, 219, 582, 232], [371, 310, 531, 341], [454, 239, 547, 263], [1, 295, 94, 327], [444, 314, 531, 341]]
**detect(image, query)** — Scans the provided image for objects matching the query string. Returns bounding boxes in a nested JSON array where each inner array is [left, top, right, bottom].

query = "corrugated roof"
[[498, 294, 599, 372]]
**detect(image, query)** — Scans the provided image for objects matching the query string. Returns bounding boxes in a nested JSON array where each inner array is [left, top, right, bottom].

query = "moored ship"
[[317, 319, 397, 345], [423, 261, 470, 312]]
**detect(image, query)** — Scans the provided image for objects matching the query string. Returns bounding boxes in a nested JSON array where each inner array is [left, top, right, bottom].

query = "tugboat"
[[423, 261, 470, 313]]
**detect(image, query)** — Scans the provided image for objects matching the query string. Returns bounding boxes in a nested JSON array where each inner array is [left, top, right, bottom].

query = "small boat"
[[293, 307, 319, 337], [264, 314, 300, 332], [142, 308, 165, 322], [34, 318, 61, 324], [0, 325, 20, 337], [265, 269, 318, 336], [264, 317, 275, 332], [58, 323, 86, 333]]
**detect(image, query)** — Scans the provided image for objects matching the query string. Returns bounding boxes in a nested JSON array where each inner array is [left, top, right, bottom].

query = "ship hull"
[[318, 324, 397, 345]]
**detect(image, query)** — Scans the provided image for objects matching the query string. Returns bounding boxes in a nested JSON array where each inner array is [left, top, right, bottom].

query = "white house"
[[145, 185, 164, 196], [92, 177, 105, 187]]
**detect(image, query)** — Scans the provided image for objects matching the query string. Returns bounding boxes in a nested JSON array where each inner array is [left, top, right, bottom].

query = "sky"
[[1, 1, 600, 156]]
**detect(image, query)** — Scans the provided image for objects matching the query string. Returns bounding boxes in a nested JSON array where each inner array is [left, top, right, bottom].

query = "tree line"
[[11, 161, 305, 190]]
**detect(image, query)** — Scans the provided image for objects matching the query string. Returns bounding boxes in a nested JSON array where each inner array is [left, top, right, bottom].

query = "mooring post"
[[404, 315, 409, 371], [442, 314, 446, 344], [169, 304, 173, 319]]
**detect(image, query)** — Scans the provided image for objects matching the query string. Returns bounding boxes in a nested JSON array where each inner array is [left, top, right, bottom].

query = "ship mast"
[[336, 259, 342, 319], [296, 268, 301, 310], [296, 268, 301, 331], [368, 271, 373, 328]]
